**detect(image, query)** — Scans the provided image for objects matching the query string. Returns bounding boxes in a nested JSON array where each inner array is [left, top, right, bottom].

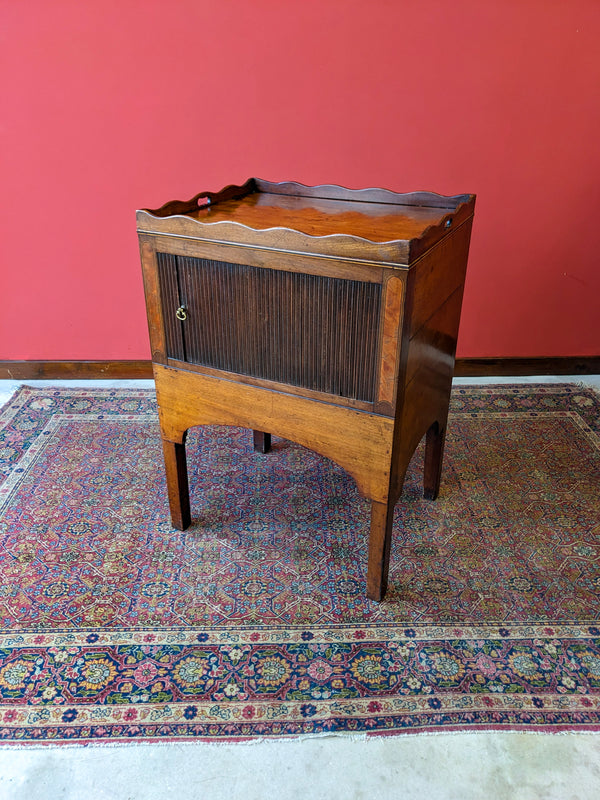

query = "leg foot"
[[367, 500, 395, 602], [253, 430, 271, 454], [162, 439, 191, 530], [424, 421, 447, 501]]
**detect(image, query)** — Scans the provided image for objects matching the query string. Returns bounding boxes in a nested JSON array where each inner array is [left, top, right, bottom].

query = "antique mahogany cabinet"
[[137, 179, 475, 601]]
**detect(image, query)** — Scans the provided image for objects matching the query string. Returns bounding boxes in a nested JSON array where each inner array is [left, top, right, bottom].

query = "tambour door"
[[155, 251, 382, 403]]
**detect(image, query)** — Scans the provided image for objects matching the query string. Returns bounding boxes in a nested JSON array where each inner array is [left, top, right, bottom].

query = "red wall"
[[2, 0, 599, 360]]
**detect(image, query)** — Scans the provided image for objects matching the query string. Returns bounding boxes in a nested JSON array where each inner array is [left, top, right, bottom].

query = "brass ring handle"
[[175, 306, 187, 321]]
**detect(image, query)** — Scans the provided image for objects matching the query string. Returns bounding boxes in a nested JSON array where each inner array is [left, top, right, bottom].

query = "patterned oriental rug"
[[0, 383, 599, 744]]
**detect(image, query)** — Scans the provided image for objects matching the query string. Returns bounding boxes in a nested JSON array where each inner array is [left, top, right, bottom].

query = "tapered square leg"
[[367, 499, 396, 602], [424, 421, 447, 501], [253, 430, 272, 454], [162, 439, 191, 530]]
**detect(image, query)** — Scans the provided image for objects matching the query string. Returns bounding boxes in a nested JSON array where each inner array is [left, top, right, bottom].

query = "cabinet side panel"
[[408, 218, 473, 339], [390, 218, 474, 501], [405, 286, 465, 388]]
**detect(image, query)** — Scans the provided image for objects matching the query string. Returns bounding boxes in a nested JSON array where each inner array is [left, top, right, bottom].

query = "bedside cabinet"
[[137, 178, 475, 601]]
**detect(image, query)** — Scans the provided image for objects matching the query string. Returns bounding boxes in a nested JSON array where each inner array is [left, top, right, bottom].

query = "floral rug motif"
[[0, 383, 599, 743]]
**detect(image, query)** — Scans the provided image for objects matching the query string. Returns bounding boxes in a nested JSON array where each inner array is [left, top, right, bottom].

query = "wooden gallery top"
[[137, 177, 474, 264], [137, 178, 476, 601]]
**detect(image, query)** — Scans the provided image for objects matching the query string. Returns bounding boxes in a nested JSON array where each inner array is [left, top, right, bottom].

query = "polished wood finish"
[[0, 361, 154, 380], [187, 194, 454, 243], [376, 275, 405, 409], [165, 357, 375, 412], [162, 438, 191, 530], [253, 431, 271, 454], [367, 500, 396, 602], [139, 232, 385, 283], [455, 357, 600, 377], [153, 364, 395, 503], [424, 421, 446, 501], [137, 179, 476, 601], [137, 178, 474, 264]]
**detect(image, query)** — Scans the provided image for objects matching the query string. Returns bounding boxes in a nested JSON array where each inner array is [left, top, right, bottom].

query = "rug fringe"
[[3, 727, 600, 751]]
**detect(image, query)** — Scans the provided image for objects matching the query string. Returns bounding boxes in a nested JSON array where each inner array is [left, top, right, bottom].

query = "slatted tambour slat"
[[159, 254, 382, 402], [155, 252, 185, 361]]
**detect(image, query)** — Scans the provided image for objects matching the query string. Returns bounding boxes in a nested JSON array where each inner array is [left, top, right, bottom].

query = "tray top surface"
[[137, 179, 475, 264], [186, 192, 451, 243]]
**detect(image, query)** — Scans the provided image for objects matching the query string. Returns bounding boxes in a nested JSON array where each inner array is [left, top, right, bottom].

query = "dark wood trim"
[[454, 357, 600, 377], [0, 361, 154, 380], [0, 356, 598, 381]]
